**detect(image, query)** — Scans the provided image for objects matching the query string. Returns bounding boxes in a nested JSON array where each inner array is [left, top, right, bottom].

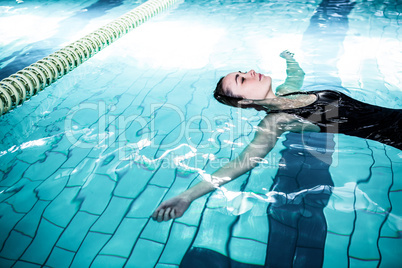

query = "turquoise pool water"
[[0, 0, 401, 267]]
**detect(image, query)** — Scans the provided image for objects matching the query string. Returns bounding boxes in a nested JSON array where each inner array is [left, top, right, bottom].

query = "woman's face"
[[222, 70, 274, 100]]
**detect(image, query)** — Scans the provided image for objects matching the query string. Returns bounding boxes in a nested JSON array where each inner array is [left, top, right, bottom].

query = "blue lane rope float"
[[0, 0, 179, 116]]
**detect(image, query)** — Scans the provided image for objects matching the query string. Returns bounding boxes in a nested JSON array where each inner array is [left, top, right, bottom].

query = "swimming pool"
[[0, 0, 401, 267]]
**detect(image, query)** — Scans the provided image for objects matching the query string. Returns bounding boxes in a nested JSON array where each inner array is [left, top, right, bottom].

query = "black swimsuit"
[[273, 90, 402, 150]]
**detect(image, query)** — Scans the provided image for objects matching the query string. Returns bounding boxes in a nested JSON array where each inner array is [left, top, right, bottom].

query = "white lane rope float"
[[0, 0, 179, 116]]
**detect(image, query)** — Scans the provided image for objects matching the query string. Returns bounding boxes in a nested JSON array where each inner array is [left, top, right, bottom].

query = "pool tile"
[[20, 218, 63, 265], [176, 194, 207, 227], [331, 161, 372, 186], [87, 143, 111, 159], [369, 143, 391, 165], [232, 214, 268, 244], [390, 165, 402, 192], [69, 231, 112, 268], [14, 200, 49, 237], [16, 143, 52, 165], [0, 231, 32, 261], [67, 157, 97, 187], [23, 152, 67, 181], [91, 255, 127, 267], [192, 208, 237, 256], [357, 166, 392, 210], [158, 223, 197, 265], [45, 247, 75, 268], [77, 173, 115, 215], [51, 133, 75, 152], [126, 185, 167, 218], [322, 232, 349, 268], [49, 115, 80, 138], [120, 103, 147, 119], [141, 220, 172, 244], [155, 264, 178, 268], [35, 108, 69, 129], [66, 104, 101, 128], [113, 166, 154, 199], [35, 169, 70, 201], [0, 120, 13, 140], [33, 97, 60, 117], [0, 187, 12, 203], [379, 211, 401, 239], [108, 95, 137, 117], [100, 218, 148, 258], [91, 152, 122, 182], [43, 187, 81, 227], [0, 257, 15, 268], [349, 258, 378, 268], [378, 237, 402, 267], [244, 169, 277, 195], [149, 168, 175, 188], [153, 130, 190, 154], [0, 160, 30, 187], [381, 192, 402, 238], [61, 147, 93, 169], [349, 211, 383, 261], [57, 94, 89, 112], [229, 237, 266, 265], [3, 179, 40, 213], [161, 175, 194, 201], [0, 203, 25, 246], [90, 196, 133, 234], [56, 211, 98, 252], [324, 206, 355, 236], [11, 261, 41, 268], [125, 238, 164, 267]]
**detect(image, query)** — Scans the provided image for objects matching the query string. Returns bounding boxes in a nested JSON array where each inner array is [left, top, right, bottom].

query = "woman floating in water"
[[152, 51, 401, 267]]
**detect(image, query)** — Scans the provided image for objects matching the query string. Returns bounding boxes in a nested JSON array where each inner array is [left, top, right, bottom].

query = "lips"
[[259, 73, 262, 81]]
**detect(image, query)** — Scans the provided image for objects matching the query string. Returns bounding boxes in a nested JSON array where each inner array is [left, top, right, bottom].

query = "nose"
[[248, 70, 256, 77]]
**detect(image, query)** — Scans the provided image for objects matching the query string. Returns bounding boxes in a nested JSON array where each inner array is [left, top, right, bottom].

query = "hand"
[[280, 50, 294, 60], [151, 194, 191, 222]]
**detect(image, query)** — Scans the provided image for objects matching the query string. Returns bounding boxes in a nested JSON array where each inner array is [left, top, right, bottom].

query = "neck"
[[265, 85, 277, 99]]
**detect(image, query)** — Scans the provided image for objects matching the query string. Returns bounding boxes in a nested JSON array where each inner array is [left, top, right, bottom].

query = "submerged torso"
[[272, 90, 402, 150]]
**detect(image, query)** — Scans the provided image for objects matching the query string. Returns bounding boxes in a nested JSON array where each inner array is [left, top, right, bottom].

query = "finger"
[[151, 209, 158, 220], [151, 206, 161, 220], [164, 207, 172, 221], [152, 202, 165, 220], [170, 208, 176, 219], [157, 208, 165, 222]]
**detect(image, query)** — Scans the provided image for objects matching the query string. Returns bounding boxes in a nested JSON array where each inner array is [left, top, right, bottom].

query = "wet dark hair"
[[213, 77, 243, 107], [213, 76, 266, 111]]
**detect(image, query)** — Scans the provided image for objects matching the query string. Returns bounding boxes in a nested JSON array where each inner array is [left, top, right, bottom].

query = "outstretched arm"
[[275, 50, 305, 96], [151, 113, 287, 222]]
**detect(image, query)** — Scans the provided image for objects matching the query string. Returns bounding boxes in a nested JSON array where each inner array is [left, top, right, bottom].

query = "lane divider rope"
[[0, 0, 179, 116]]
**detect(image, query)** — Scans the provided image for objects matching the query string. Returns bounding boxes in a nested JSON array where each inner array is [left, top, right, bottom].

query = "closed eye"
[[241, 77, 245, 84]]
